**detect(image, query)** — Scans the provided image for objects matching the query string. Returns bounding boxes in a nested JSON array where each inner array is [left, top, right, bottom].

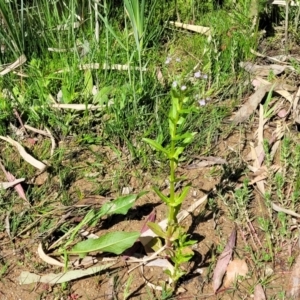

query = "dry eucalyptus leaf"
[[224, 259, 248, 288], [187, 156, 227, 169], [254, 284, 266, 300], [240, 61, 294, 76], [19, 263, 115, 285], [212, 228, 236, 293], [232, 84, 269, 124], [288, 253, 300, 297]]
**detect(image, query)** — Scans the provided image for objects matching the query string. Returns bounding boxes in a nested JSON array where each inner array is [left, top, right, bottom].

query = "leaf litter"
[[212, 228, 237, 293]]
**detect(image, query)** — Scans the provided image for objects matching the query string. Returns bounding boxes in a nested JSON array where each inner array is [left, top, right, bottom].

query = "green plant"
[[143, 84, 197, 290], [58, 194, 144, 262]]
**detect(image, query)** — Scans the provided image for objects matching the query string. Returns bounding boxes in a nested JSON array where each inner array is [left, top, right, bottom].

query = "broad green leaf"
[[70, 231, 140, 255], [93, 86, 112, 105], [99, 193, 141, 217], [61, 86, 71, 103], [147, 222, 166, 238], [153, 187, 169, 204], [142, 138, 168, 155]]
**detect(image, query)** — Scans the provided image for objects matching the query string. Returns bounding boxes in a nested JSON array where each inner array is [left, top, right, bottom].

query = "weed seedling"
[[143, 84, 197, 290]]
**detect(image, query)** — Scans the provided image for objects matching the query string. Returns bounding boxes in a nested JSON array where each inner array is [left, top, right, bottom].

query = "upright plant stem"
[[166, 100, 180, 247]]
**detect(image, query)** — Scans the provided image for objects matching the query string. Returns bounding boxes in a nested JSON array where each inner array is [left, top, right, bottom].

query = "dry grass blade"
[[24, 125, 56, 156], [0, 136, 47, 171], [79, 63, 147, 71], [51, 103, 113, 110], [0, 54, 26, 76], [271, 202, 300, 218], [5, 212, 11, 239], [0, 178, 25, 189], [169, 21, 211, 36]]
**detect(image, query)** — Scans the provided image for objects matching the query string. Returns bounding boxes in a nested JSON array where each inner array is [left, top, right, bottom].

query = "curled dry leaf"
[[37, 243, 65, 267], [0, 136, 46, 171], [254, 284, 266, 300], [212, 228, 237, 293], [223, 259, 248, 288]]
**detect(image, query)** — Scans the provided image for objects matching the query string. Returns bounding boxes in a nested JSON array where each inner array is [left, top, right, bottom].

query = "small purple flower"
[[202, 74, 208, 79], [175, 57, 181, 62], [181, 85, 187, 91], [194, 71, 201, 78], [198, 99, 206, 106], [172, 81, 178, 88], [165, 56, 172, 64]]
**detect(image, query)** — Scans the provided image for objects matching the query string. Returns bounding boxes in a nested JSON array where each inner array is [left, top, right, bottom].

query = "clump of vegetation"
[[0, 0, 300, 299]]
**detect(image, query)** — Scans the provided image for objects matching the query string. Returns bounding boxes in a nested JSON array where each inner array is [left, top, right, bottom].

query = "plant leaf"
[[70, 231, 140, 255], [99, 194, 140, 216], [142, 138, 168, 155], [212, 228, 237, 293], [83, 69, 93, 98], [153, 187, 169, 204], [175, 184, 191, 206], [147, 222, 166, 238], [169, 147, 184, 160]]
